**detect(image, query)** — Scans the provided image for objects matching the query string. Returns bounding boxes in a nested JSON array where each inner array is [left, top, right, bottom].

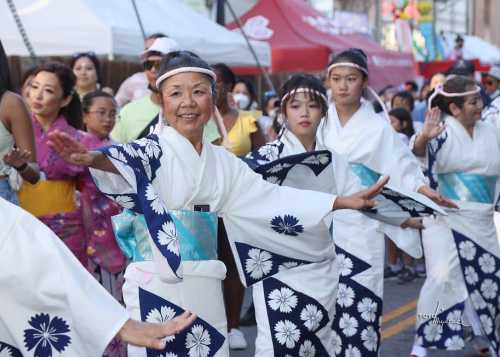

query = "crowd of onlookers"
[[1, 30, 500, 354]]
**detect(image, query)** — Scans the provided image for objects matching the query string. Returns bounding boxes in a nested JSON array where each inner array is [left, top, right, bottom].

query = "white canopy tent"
[[0, 0, 271, 66], [441, 32, 500, 64]]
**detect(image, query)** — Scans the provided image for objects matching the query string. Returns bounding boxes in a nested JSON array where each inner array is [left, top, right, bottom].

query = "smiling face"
[[160, 72, 213, 142], [284, 92, 323, 141], [328, 66, 367, 107], [83, 96, 117, 139], [73, 56, 98, 91], [29, 71, 70, 120], [450, 88, 483, 127]]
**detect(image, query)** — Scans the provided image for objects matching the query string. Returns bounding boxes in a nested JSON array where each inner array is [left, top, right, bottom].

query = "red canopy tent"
[[227, 0, 416, 90]]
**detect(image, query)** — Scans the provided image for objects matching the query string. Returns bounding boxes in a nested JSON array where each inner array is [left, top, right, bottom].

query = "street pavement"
[[230, 277, 478, 357]]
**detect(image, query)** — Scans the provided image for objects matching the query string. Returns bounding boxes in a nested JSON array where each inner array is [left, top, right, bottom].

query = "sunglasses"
[[143, 60, 161, 71]]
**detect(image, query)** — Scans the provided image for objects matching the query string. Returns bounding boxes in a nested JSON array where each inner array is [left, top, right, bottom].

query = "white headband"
[[327, 62, 368, 76], [281, 88, 328, 106], [427, 84, 481, 110], [155, 67, 217, 89]]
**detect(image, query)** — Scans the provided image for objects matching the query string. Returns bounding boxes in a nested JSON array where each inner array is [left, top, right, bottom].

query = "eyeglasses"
[[88, 110, 118, 120], [143, 60, 161, 72]]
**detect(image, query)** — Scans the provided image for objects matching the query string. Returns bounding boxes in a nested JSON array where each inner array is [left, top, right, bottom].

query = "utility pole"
[[374, 0, 381, 43], [215, 0, 225, 25]]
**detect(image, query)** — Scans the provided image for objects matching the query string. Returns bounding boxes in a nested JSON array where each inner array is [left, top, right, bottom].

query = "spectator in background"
[[404, 80, 418, 101], [111, 37, 177, 143], [482, 65, 500, 100], [0, 41, 39, 204], [232, 78, 259, 111], [258, 90, 279, 141], [79, 90, 126, 356], [18, 62, 87, 265], [448, 34, 464, 61], [391, 90, 414, 113], [71, 52, 103, 99], [389, 107, 415, 145], [114, 33, 167, 108]]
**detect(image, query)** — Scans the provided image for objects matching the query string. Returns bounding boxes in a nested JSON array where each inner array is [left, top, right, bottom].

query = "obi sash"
[[113, 209, 218, 262], [438, 172, 497, 204], [18, 179, 76, 217], [349, 163, 381, 187]]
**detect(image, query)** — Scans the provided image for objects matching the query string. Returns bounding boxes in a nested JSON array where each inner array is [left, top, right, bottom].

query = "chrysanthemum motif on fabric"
[[24, 313, 71, 356], [270, 215, 304, 236]]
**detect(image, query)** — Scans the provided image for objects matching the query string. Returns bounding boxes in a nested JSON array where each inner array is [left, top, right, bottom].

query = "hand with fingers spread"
[[421, 107, 445, 140], [48, 130, 94, 166], [333, 176, 389, 210], [418, 185, 459, 209], [3, 148, 31, 169], [118, 311, 197, 349]]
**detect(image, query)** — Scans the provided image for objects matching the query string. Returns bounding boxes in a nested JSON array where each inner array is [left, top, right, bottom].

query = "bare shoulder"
[[0, 91, 25, 108]]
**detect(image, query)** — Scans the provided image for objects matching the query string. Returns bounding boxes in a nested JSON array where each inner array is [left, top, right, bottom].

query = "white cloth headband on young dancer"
[[281, 88, 328, 106], [427, 84, 481, 110], [327, 62, 368, 76], [155, 67, 217, 89]]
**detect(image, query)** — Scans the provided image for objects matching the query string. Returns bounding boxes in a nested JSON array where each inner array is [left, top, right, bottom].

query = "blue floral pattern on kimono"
[[139, 288, 225, 357], [23, 313, 71, 356], [0, 342, 22, 357], [97, 135, 183, 278], [263, 277, 330, 356], [331, 246, 383, 357]]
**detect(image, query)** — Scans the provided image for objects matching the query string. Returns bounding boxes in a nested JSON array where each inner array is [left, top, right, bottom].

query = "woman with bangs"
[[320, 48, 457, 356], [49, 51, 388, 356], [410, 76, 500, 357]]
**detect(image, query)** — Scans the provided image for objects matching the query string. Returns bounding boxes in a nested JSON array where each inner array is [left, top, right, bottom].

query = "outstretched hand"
[[3, 148, 31, 168], [418, 185, 458, 209], [118, 311, 197, 350], [48, 130, 93, 166], [421, 107, 445, 140], [333, 176, 389, 211]]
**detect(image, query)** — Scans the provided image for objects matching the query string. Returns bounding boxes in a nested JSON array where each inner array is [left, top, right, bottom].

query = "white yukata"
[[0, 197, 129, 357], [317, 101, 428, 356], [244, 129, 442, 357], [90, 126, 338, 357], [411, 116, 500, 356]]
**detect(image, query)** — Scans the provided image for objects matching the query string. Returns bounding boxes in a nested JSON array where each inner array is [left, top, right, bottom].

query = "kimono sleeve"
[[90, 135, 183, 283], [219, 154, 336, 287], [0, 199, 129, 356]]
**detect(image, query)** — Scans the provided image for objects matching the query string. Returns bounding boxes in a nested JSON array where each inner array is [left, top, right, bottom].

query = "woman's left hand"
[[418, 185, 458, 209], [3, 148, 31, 169]]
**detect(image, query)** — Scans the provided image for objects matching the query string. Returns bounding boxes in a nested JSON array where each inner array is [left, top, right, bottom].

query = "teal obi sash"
[[350, 163, 381, 187], [113, 209, 218, 262], [438, 172, 497, 204]]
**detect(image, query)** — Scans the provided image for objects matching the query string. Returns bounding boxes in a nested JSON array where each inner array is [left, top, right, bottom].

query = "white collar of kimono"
[[281, 88, 328, 106], [155, 67, 217, 89], [427, 84, 481, 110]]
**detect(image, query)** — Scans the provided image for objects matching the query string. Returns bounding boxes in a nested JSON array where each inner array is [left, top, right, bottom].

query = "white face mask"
[[233, 93, 250, 109]]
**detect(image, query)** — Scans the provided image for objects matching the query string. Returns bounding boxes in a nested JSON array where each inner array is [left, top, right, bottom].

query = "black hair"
[[391, 91, 415, 112], [234, 78, 256, 110], [33, 62, 82, 129], [70, 52, 103, 87], [81, 90, 116, 114], [430, 75, 478, 116], [157, 51, 217, 98], [328, 48, 368, 79], [405, 80, 418, 92], [280, 73, 329, 117], [0, 40, 13, 99], [146, 33, 167, 41], [21, 66, 38, 88], [212, 63, 236, 89], [262, 94, 279, 116], [389, 107, 415, 138], [447, 60, 474, 77]]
